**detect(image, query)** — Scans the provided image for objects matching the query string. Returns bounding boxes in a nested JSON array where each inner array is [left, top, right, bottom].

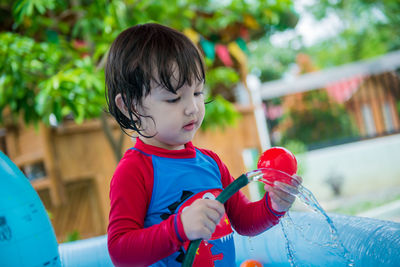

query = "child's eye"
[[194, 91, 204, 97], [166, 97, 180, 103]]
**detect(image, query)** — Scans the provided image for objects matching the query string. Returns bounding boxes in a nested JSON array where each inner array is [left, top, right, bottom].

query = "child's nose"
[[184, 97, 199, 116]]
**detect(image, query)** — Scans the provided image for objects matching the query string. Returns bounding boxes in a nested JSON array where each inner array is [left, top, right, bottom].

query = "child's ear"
[[115, 93, 130, 118]]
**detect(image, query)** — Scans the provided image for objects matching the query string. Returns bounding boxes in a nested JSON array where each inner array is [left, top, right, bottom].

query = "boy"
[[105, 23, 301, 267]]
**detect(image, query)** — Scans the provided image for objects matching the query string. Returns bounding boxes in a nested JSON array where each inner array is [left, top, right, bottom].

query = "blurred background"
[[1, 0, 399, 243]]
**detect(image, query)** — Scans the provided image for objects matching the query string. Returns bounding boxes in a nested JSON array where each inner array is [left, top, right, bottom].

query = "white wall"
[[299, 134, 400, 201]]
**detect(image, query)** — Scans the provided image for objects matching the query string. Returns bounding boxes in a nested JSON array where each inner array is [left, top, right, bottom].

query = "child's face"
[[136, 79, 205, 150]]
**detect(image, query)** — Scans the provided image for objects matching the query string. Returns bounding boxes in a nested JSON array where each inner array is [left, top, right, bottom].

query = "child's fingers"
[[204, 199, 225, 217], [205, 208, 223, 225], [273, 188, 296, 204], [265, 182, 299, 197], [265, 184, 296, 204], [265, 183, 298, 212], [274, 181, 299, 196], [202, 218, 216, 237], [291, 174, 303, 186], [181, 199, 224, 240], [268, 190, 295, 212]]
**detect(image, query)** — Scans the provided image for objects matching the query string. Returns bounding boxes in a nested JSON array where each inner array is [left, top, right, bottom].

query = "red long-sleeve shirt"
[[108, 138, 284, 266]]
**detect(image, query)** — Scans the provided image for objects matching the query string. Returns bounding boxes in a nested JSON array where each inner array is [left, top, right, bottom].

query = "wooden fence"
[[1, 106, 261, 242]]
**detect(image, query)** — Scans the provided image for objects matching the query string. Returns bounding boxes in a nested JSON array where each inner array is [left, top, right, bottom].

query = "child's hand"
[[264, 174, 303, 212], [181, 199, 225, 241]]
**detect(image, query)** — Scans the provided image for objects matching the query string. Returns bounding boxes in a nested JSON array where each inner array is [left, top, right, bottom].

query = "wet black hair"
[[105, 23, 206, 136]]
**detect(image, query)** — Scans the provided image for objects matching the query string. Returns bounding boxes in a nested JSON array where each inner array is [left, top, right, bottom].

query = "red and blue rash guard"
[[108, 138, 285, 267]]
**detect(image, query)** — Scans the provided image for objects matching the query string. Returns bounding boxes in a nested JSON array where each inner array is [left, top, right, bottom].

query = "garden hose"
[[182, 174, 249, 267]]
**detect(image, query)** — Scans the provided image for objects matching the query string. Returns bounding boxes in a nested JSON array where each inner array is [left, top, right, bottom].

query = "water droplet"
[[248, 236, 255, 252]]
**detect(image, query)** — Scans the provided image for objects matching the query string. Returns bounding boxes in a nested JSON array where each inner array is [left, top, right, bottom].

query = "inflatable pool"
[[0, 151, 60, 267], [58, 212, 400, 266], [1, 151, 400, 266]]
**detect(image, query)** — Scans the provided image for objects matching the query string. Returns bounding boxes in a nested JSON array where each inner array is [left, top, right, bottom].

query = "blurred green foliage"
[[0, 0, 298, 130], [203, 95, 241, 131], [306, 0, 400, 68], [333, 193, 400, 216], [205, 67, 240, 92], [280, 140, 307, 176], [65, 230, 80, 242], [248, 0, 400, 82], [0, 32, 105, 125], [397, 101, 400, 118], [249, 40, 297, 82], [278, 90, 359, 149]]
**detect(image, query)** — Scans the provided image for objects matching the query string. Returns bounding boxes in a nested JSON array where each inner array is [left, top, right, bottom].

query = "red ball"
[[257, 147, 297, 176], [240, 259, 263, 267]]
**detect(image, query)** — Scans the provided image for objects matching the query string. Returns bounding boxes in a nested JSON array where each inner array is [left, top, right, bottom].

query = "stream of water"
[[247, 168, 355, 266]]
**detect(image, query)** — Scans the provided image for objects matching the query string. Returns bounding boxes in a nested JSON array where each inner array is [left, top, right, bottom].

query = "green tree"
[[278, 90, 358, 149], [306, 0, 400, 68], [0, 0, 298, 160], [248, 38, 298, 82]]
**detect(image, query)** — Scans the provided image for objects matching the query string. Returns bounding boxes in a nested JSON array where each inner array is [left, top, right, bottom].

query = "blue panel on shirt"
[[145, 149, 222, 227], [144, 149, 235, 267]]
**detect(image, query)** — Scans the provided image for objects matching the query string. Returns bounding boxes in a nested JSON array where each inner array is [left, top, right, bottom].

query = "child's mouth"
[[183, 121, 196, 131]]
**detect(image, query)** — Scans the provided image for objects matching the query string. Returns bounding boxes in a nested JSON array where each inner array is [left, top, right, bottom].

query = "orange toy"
[[240, 259, 263, 267]]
